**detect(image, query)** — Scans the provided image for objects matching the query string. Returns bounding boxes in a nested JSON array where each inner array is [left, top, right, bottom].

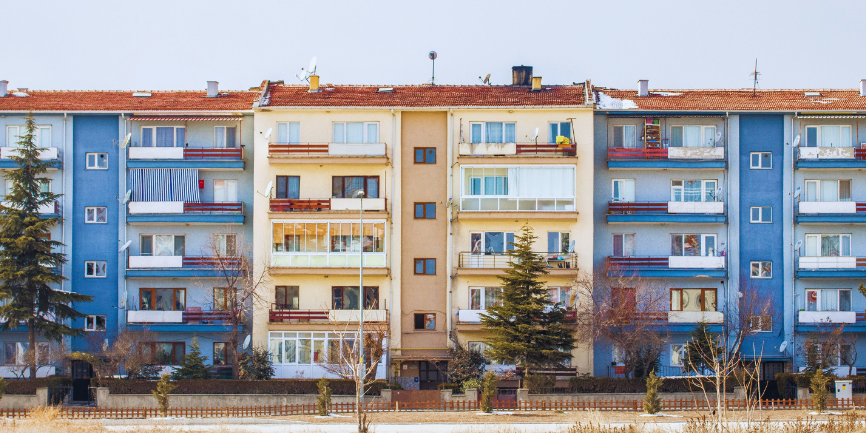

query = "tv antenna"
[[478, 74, 491, 85], [750, 59, 761, 96], [429, 51, 437, 85], [296, 56, 318, 82]]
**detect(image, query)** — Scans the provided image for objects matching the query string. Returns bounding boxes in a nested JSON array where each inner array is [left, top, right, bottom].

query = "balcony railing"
[[127, 254, 241, 269], [458, 142, 575, 157], [608, 201, 724, 214], [128, 147, 243, 160], [607, 255, 725, 269], [797, 256, 866, 269], [2, 200, 59, 215], [458, 252, 577, 270], [798, 201, 866, 214], [797, 147, 866, 160], [268, 142, 387, 157], [128, 201, 243, 214], [460, 197, 575, 212], [607, 146, 724, 161], [268, 306, 388, 323], [458, 309, 577, 324], [269, 198, 387, 213], [127, 309, 231, 324], [0, 147, 59, 160], [798, 310, 857, 324]]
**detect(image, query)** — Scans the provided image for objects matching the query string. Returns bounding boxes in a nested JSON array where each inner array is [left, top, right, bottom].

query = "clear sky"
[[3, 0, 865, 91]]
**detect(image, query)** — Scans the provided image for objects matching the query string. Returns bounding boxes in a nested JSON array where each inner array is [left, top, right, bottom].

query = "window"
[[275, 176, 299, 199], [84, 261, 107, 278], [749, 315, 772, 333], [414, 258, 436, 275], [332, 176, 379, 199], [3, 342, 49, 365], [414, 313, 436, 330], [461, 166, 575, 211], [333, 122, 378, 144], [6, 125, 50, 148], [468, 341, 486, 354], [85, 207, 107, 223], [671, 180, 718, 202], [274, 286, 299, 310], [141, 126, 185, 148], [750, 206, 772, 223], [214, 234, 237, 256], [213, 287, 230, 311], [670, 125, 716, 148], [548, 286, 575, 309], [805, 125, 852, 148], [470, 287, 503, 310], [214, 126, 237, 148], [414, 148, 436, 164], [414, 202, 436, 219], [611, 288, 636, 311], [86, 153, 108, 170], [213, 342, 228, 365], [804, 234, 851, 257], [142, 342, 185, 365], [670, 234, 717, 256], [670, 288, 717, 312], [272, 222, 385, 253], [548, 232, 570, 253], [469, 122, 516, 144], [277, 122, 300, 144], [268, 331, 385, 365], [670, 344, 684, 366], [750, 152, 772, 169], [139, 288, 186, 311], [10, 179, 52, 197], [612, 179, 635, 202], [140, 235, 185, 256], [612, 234, 635, 257], [84, 315, 106, 332], [470, 232, 515, 254], [612, 125, 637, 149], [806, 289, 851, 312], [804, 180, 851, 202], [750, 261, 772, 278], [213, 180, 238, 202], [332, 286, 379, 310], [548, 122, 572, 144]]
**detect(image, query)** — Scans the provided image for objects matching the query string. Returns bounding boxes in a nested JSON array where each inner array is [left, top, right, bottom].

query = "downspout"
[[122, 114, 129, 322], [62, 113, 67, 294], [446, 108, 454, 348], [791, 112, 797, 363], [724, 112, 731, 352], [388, 108, 396, 380]]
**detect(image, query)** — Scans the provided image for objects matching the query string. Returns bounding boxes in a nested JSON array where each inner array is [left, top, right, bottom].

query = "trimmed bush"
[[775, 372, 839, 398], [643, 372, 663, 414], [3, 376, 72, 395], [525, 374, 555, 394], [99, 378, 386, 395], [565, 376, 733, 394]]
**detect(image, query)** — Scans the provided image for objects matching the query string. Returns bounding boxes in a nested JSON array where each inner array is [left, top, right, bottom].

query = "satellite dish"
[[264, 128, 273, 140], [715, 131, 722, 143], [121, 133, 131, 148], [308, 56, 317, 75], [122, 190, 132, 204], [243, 335, 251, 350], [793, 135, 801, 148], [795, 240, 803, 250], [532, 127, 539, 141], [483, 74, 490, 84], [428, 51, 437, 60], [119, 240, 132, 253], [257, 181, 273, 198], [779, 341, 788, 353], [794, 186, 801, 199]]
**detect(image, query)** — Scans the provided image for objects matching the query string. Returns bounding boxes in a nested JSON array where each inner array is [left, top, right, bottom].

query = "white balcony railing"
[[128, 201, 184, 214], [271, 253, 386, 268], [799, 147, 855, 160], [799, 201, 857, 214], [668, 256, 725, 269], [798, 311, 856, 324], [798, 256, 856, 269], [128, 255, 183, 268], [456, 309, 486, 323], [668, 311, 724, 323], [667, 147, 724, 160], [0, 147, 58, 160], [127, 310, 183, 323], [458, 142, 517, 156], [329, 309, 389, 323], [1, 201, 58, 214], [668, 201, 725, 214], [461, 197, 575, 212], [330, 198, 387, 211], [328, 143, 386, 157], [129, 147, 185, 160]]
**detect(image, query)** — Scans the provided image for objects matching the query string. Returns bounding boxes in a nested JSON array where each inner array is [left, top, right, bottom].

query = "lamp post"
[[357, 190, 365, 404]]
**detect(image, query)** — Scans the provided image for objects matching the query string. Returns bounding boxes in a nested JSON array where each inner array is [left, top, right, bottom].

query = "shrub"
[[811, 369, 831, 412], [171, 338, 211, 380], [0, 378, 6, 401], [99, 378, 387, 395], [151, 374, 177, 417], [524, 374, 555, 394], [383, 381, 403, 390], [46, 375, 73, 405], [437, 382, 461, 391], [565, 376, 732, 393], [644, 372, 662, 414], [480, 371, 498, 413], [463, 377, 482, 391], [776, 372, 838, 398], [446, 343, 487, 385], [239, 346, 274, 380], [316, 378, 331, 416]]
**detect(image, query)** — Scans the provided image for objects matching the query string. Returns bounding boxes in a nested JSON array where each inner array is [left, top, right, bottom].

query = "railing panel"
[[183, 148, 243, 159], [269, 198, 331, 212]]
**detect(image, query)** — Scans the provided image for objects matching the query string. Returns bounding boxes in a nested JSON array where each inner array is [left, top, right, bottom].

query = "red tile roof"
[[261, 83, 590, 108], [595, 88, 866, 111], [0, 90, 259, 112]]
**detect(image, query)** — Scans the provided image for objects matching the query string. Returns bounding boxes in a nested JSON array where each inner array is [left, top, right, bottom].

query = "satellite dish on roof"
[[793, 135, 801, 148], [532, 127, 539, 141], [119, 240, 132, 253], [121, 133, 131, 148], [428, 51, 437, 60], [308, 56, 317, 75], [479, 74, 491, 85], [264, 128, 273, 140], [243, 335, 252, 350], [779, 341, 788, 353]]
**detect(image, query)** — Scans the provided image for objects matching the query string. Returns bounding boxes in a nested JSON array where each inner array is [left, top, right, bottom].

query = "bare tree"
[[8, 340, 67, 379], [70, 328, 158, 380], [799, 324, 855, 375]]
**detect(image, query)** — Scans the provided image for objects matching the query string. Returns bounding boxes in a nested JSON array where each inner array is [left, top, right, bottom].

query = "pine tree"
[[643, 371, 663, 414], [0, 113, 90, 379], [316, 377, 332, 416], [151, 374, 177, 417], [682, 322, 721, 374], [810, 369, 831, 412], [481, 225, 576, 375], [480, 371, 498, 413], [171, 338, 211, 380]]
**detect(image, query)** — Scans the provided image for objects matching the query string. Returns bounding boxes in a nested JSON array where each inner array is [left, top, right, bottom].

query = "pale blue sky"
[[3, 0, 865, 91]]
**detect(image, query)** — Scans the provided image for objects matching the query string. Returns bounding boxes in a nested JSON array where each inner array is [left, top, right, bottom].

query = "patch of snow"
[[314, 413, 351, 418], [640, 413, 684, 417], [12, 92, 27, 97], [808, 411, 843, 415], [597, 91, 638, 110], [476, 411, 515, 415], [651, 92, 682, 97], [810, 98, 840, 104]]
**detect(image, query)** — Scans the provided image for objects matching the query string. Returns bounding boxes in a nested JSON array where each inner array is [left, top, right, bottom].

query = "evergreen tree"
[[151, 374, 177, 417], [682, 322, 721, 374], [316, 378, 332, 416], [481, 225, 576, 374], [171, 338, 211, 380], [0, 113, 90, 379], [643, 371, 663, 414], [810, 369, 831, 412]]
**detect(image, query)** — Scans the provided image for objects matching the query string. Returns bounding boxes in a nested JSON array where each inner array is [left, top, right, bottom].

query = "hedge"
[[98, 379, 387, 396], [774, 372, 862, 398], [563, 377, 734, 394], [3, 376, 72, 395]]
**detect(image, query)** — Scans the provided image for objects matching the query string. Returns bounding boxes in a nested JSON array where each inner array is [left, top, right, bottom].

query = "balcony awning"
[[796, 115, 866, 119], [130, 116, 244, 122]]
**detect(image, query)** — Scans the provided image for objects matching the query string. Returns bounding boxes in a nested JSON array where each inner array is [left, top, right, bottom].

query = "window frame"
[[469, 286, 503, 310], [276, 122, 301, 145], [750, 152, 772, 169], [670, 288, 718, 312], [414, 202, 436, 219], [214, 233, 237, 256], [142, 342, 185, 366], [275, 175, 300, 199], [804, 179, 852, 202], [139, 288, 186, 311], [612, 233, 635, 257], [804, 233, 851, 257], [611, 178, 635, 202], [331, 286, 379, 310], [274, 285, 300, 310], [332, 122, 379, 144], [670, 125, 717, 148], [6, 125, 51, 148], [414, 313, 436, 330], [213, 126, 238, 149], [331, 176, 380, 199], [84, 261, 107, 278], [84, 315, 106, 332], [469, 121, 517, 144], [213, 287, 230, 311], [414, 147, 436, 164], [749, 315, 772, 333], [84, 206, 108, 224], [750, 206, 773, 223], [670, 233, 718, 257], [213, 342, 228, 365], [470, 231, 515, 254], [805, 288, 852, 312], [140, 234, 185, 257], [85, 152, 108, 170], [547, 232, 570, 253], [611, 125, 637, 149], [140, 126, 185, 148], [548, 122, 572, 144], [670, 179, 718, 203], [670, 344, 684, 366], [750, 261, 772, 279], [213, 179, 239, 203], [414, 258, 436, 275], [804, 125, 853, 148]]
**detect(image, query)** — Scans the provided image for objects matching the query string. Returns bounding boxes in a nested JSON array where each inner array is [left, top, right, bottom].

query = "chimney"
[[309, 74, 320, 92], [531, 76, 542, 91], [0, 80, 7, 97], [512, 66, 533, 86], [206, 81, 219, 97], [861, 79, 866, 97], [638, 79, 649, 97]]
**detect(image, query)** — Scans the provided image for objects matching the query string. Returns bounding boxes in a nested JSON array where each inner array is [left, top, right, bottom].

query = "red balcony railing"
[[182, 256, 242, 267], [515, 143, 576, 156], [268, 143, 329, 156], [183, 202, 243, 213], [269, 308, 329, 322], [608, 148, 669, 160], [856, 149, 866, 160], [608, 201, 668, 214], [269, 198, 331, 212], [607, 256, 669, 268], [184, 148, 242, 159], [182, 309, 232, 322]]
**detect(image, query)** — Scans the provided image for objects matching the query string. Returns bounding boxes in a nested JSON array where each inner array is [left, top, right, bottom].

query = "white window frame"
[[750, 261, 772, 278], [670, 344, 684, 366], [460, 165, 576, 210], [612, 125, 637, 149], [85, 206, 107, 224], [140, 126, 185, 148], [213, 179, 238, 203], [750, 152, 772, 169], [214, 126, 238, 149], [6, 125, 51, 148], [749, 315, 772, 333], [276, 122, 300, 144], [84, 261, 107, 278], [267, 331, 384, 366], [469, 122, 517, 144], [140, 234, 185, 257], [805, 125, 853, 148], [332, 122, 379, 144], [612, 233, 635, 257], [214, 233, 237, 256], [750, 206, 772, 223], [804, 234, 851, 257], [85, 152, 108, 170], [670, 179, 718, 202], [548, 122, 572, 144], [470, 231, 515, 254], [670, 125, 717, 148], [805, 289, 852, 312], [804, 179, 852, 202], [85, 315, 106, 332], [612, 179, 635, 202], [548, 286, 575, 309], [670, 234, 718, 257], [469, 286, 503, 310], [547, 232, 571, 254]]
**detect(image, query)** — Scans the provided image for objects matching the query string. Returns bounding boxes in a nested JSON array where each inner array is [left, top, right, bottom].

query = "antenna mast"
[[750, 59, 761, 96], [429, 51, 437, 85]]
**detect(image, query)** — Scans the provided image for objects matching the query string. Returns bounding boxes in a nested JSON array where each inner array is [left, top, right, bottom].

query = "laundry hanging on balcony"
[[129, 168, 200, 202]]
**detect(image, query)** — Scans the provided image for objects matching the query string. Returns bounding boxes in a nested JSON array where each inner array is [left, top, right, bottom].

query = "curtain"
[[821, 235, 840, 256], [226, 127, 236, 148], [484, 232, 504, 253], [821, 290, 838, 311], [704, 127, 716, 147], [366, 123, 378, 143], [486, 122, 503, 143], [141, 128, 153, 147], [156, 127, 174, 147], [806, 235, 817, 256], [840, 291, 852, 311], [683, 180, 701, 202], [613, 179, 635, 202], [176, 128, 185, 147], [623, 125, 636, 148], [821, 180, 838, 201], [471, 124, 482, 143], [841, 126, 852, 147], [517, 167, 574, 198], [684, 126, 702, 148], [215, 127, 226, 148], [485, 288, 502, 308], [277, 123, 287, 144], [346, 123, 363, 143], [670, 126, 683, 148], [840, 181, 852, 201], [332, 123, 345, 143], [504, 123, 516, 143], [821, 126, 840, 148], [805, 181, 818, 201]]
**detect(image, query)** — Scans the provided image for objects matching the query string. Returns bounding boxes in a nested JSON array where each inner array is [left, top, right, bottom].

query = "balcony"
[[457, 252, 577, 275], [458, 197, 576, 219], [796, 256, 866, 278], [127, 147, 244, 170], [668, 311, 723, 323], [798, 311, 857, 324], [457, 142, 576, 162], [270, 253, 388, 275], [126, 309, 237, 332], [269, 198, 387, 216], [126, 254, 241, 278], [2, 200, 60, 218], [796, 201, 866, 224], [268, 306, 388, 323], [607, 146, 725, 170], [268, 143, 388, 164], [0, 147, 61, 169], [607, 201, 725, 224], [127, 201, 244, 224], [606, 256, 726, 278], [796, 147, 866, 169]]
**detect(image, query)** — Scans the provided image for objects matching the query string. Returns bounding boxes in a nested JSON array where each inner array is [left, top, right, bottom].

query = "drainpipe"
[[62, 113, 67, 294], [122, 114, 129, 326], [724, 111, 731, 353], [791, 112, 797, 366], [388, 108, 396, 380], [446, 108, 454, 348]]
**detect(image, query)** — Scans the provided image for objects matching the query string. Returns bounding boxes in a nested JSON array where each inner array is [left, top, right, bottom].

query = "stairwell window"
[[612, 125, 637, 149], [277, 122, 300, 144], [750, 206, 772, 223], [750, 152, 772, 169], [470, 122, 516, 144], [671, 180, 717, 202], [214, 127, 237, 148], [414, 313, 436, 330], [750, 261, 772, 278], [141, 126, 185, 148], [670, 125, 716, 148], [85, 207, 107, 223], [670, 288, 717, 312], [86, 153, 108, 170], [414, 258, 436, 275], [6, 125, 50, 148], [805, 180, 851, 202], [805, 125, 852, 147], [805, 234, 851, 256], [806, 289, 851, 311], [84, 261, 107, 278], [140, 235, 185, 256], [414, 202, 436, 219], [548, 122, 572, 144], [414, 148, 436, 164], [84, 315, 106, 332], [333, 122, 378, 144]]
